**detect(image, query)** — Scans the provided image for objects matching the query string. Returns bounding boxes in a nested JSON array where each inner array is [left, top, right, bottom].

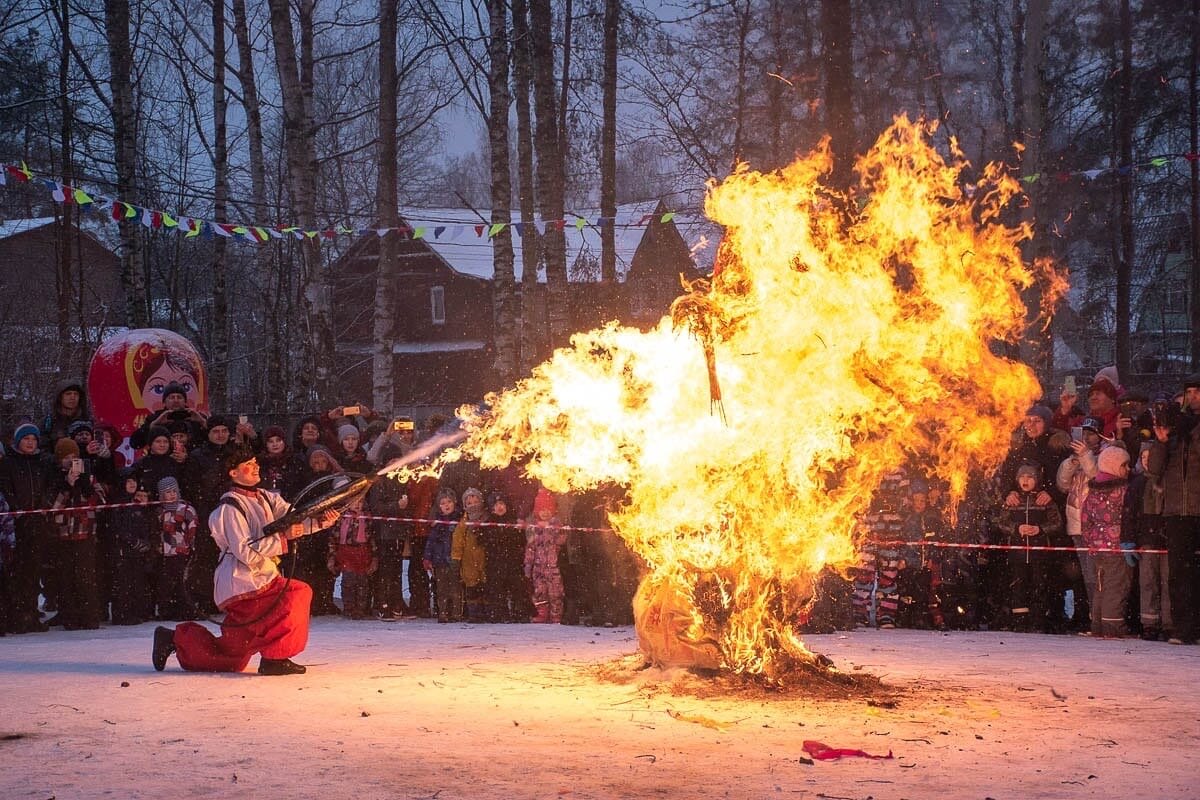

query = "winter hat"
[[435, 487, 458, 506], [12, 423, 39, 447], [306, 444, 341, 471], [1097, 445, 1130, 476], [223, 443, 258, 474], [909, 478, 930, 495], [68, 420, 94, 437], [532, 487, 557, 517], [1081, 417, 1104, 433], [1184, 373, 1200, 390], [206, 414, 233, 432], [486, 491, 509, 510], [166, 420, 189, 436], [1088, 377, 1118, 403], [54, 438, 80, 461], [1015, 462, 1041, 481], [462, 487, 484, 505], [147, 425, 171, 445], [1094, 366, 1121, 389], [162, 382, 188, 401], [1025, 405, 1052, 425], [338, 423, 360, 442], [157, 476, 180, 496], [263, 425, 286, 441]]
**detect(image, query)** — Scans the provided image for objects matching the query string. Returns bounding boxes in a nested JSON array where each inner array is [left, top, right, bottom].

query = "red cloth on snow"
[[172, 577, 312, 672], [802, 740, 894, 760]]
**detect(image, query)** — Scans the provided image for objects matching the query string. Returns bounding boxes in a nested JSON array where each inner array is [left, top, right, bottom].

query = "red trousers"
[[172, 578, 312, 672]]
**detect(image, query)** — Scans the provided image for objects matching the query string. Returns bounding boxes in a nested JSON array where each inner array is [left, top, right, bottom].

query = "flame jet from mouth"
[[440, 116, 1066, 681]]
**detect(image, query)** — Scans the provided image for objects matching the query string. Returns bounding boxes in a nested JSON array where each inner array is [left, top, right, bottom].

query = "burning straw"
[[410, 117, 1064, 684]]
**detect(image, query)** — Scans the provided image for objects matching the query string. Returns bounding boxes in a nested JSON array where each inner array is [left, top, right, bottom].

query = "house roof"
[[394, 200, 720, 282], [0, 217, 57, 240], [0, 215, 121, 253]]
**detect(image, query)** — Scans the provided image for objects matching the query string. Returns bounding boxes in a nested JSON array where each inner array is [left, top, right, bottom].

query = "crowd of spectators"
[[0, 380, 639, 636], [0, 367, 1196, 646], [847, 367, 1198, 645]]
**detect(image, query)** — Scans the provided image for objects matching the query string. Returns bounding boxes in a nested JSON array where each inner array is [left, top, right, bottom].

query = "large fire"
[[395, 117, 1065, 682]]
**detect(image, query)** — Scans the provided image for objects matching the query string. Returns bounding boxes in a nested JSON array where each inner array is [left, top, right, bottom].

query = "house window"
[[430, 285, 446, 325]]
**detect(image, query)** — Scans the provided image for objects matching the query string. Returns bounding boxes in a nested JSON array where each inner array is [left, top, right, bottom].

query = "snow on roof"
[[0, 217, 56, 240], [396, 201, 719, 282], [0, 215, 121, 252]]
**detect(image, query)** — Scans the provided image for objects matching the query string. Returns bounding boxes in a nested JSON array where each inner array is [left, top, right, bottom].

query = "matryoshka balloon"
[[87, 329, 210, 438]]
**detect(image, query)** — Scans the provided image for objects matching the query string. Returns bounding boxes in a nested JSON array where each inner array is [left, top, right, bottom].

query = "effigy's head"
[[452, 118, 1063, 681]]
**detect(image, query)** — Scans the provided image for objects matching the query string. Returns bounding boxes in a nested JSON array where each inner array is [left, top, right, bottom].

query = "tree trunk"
[[1017, 0, 1052, 379], [600, 0, 618, 288], [266, 0, 332, 404], [104, 0, 147, 328], [731, 1, 751, 165], [529, 0, 568, 346], [558, 0, 572, 173], [820, 0, 855, 192], [1115, 0, 1133, 379], [231, 0, 281, 412], [374, 0, 399, 416], [211, 0, 230, 410], [488, 0, 518, 385], [512, 0, 543, 370], [57, 0, 73, 368], [1189, 0, 1200, 369]]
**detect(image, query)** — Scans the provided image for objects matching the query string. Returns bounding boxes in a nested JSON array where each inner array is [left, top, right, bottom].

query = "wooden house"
[[331, 201, 712, 411]]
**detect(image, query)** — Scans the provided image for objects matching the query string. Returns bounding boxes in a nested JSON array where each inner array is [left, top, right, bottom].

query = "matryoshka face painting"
[[140, 360, 199, 412]]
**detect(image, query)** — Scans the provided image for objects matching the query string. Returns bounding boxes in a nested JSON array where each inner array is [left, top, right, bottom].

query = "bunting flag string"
[[2, 151, 1196, 246], [0, 159, 686, 246]]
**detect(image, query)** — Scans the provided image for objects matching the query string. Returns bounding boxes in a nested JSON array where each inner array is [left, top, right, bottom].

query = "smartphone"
[[238, 414, 248, 425], [343, 405, 361, 416], [1064, 375, 1077, 395], [392, 419, 413, 432], [1071, 426, 1083, 442]]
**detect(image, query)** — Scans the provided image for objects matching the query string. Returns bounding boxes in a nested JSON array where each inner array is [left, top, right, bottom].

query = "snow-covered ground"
[[1, 621, 1196, 799]]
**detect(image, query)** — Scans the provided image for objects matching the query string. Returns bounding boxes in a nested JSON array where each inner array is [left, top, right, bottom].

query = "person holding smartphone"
[[48, 437, 104, 630]]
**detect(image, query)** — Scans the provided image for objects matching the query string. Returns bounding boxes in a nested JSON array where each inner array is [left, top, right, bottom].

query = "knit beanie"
[[147, 425, 171, 445], [1097, 445, 1130, 477], [532, 487, 557, 517], [263, 425, 286, 441], [1088, 377, 1118, 403], [12, 423, 40, 447], [307, 444, 341, 471], [1025, 405, 1052, 425], [462, 487, 484, 505], [54, 438, 80, 461], [338, 423, 360, 442], [1015, 462, 1041, 481], [157, 476, 180, 496], [207, 414, 233, 432], [68, 420, 94, 437]]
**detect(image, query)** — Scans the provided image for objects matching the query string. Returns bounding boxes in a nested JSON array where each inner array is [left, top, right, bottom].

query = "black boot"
[[152, 626, 176, 671], [258, 657, 306, 675]]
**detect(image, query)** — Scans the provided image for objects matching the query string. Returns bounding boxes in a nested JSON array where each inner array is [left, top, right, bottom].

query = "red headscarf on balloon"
[[87, 329, 210, 439]]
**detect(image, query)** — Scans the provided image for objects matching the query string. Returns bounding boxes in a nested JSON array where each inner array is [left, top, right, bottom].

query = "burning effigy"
[[392, 116, 1064, 683]]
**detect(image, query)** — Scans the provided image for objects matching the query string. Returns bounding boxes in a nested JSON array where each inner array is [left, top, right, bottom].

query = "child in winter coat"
[[327, 496, 377, 619], [424, 489, 463, 622], [1081, 445, 1136, 638], [109, 475, 157, 625], [994, 462, 1064, 632], [154, 476, 198, 621], [1133, 443, 1170, 640], [524, 488, 566, 623], [482, 492, 530, 622], [49, 439, 105, 629], [453, 488, 488, 622], [896, 479, 947, 630]]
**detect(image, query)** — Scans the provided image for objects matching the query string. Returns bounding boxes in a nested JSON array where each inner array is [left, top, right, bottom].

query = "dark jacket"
[[256, 450, 307, 501], [994, 490, 1063, 547], [424, 510, 459, 567], [40, 380, 90, 449], [180, 441, 234, 519], [0, 450, 56, 512], [1146, 412, 1200, 517]]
